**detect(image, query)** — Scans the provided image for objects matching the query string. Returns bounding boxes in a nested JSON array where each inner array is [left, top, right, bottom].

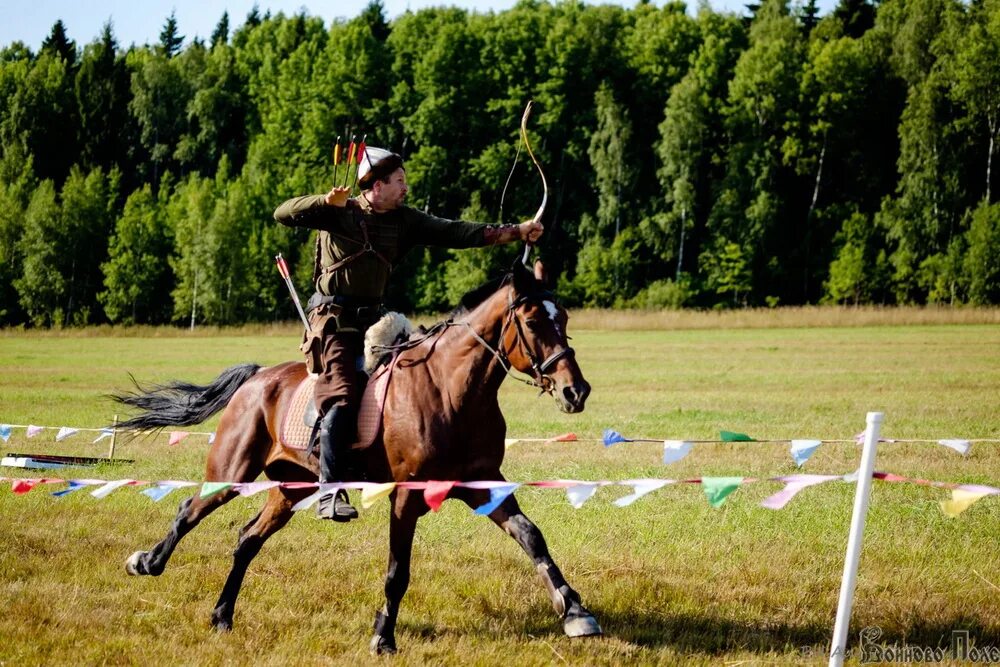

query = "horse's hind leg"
[[210, 487, 305, 631], [456, 488, 602, 638], [126, 489, 239, 576]]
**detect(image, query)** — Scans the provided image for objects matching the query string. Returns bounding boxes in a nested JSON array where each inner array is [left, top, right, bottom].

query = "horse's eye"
[[525, 319, 538, 327]]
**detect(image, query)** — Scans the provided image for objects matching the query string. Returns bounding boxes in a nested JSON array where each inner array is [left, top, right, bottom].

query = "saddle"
[[278, 359, 396, 452]]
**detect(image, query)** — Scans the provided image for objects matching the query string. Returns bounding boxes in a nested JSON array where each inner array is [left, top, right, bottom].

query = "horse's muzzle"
[[557, 379, 590, 413]]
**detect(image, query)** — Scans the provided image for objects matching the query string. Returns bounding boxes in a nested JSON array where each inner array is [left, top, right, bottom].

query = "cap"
[[357, 146, 404, 190]]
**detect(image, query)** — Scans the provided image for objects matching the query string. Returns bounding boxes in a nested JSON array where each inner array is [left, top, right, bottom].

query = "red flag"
[[423, 480, 456, 512], [547, 432, 578, 442], [12, 479, 40, 494]]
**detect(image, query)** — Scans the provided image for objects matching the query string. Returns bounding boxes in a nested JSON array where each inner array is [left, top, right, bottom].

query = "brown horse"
[[115, 262, 599, 654]]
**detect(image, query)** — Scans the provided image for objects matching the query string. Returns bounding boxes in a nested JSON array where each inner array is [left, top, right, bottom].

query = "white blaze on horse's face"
[[543, 300, 562, 337]]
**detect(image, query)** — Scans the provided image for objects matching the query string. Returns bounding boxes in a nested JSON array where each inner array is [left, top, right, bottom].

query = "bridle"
[[458, 286, 575, 395]]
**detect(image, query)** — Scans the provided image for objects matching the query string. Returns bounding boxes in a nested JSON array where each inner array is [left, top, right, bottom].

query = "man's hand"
[[519, 220, 544, 243], [324, 186, 351, 207]]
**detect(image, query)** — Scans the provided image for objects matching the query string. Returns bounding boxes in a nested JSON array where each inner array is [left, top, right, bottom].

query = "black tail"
[[111, 363, 262, 430]]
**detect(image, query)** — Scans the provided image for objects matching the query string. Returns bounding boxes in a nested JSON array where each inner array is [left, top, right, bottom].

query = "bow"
[[519, 101, 548, 265]]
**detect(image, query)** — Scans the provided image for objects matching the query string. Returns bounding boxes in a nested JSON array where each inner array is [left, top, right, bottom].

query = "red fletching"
[[275, 254, 290, 280], [358, 141, 367, 164], [347, 141, 357, 165]]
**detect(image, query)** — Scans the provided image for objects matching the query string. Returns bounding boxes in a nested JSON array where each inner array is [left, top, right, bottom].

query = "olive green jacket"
[[274, 195, 489, 301]]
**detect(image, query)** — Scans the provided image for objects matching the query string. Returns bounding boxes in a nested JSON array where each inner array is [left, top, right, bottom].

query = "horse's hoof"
[[564, 614, 602, 638], [369, 634, 397, 655], [211, 616, 233, 633], [125, 551, 145, 576]]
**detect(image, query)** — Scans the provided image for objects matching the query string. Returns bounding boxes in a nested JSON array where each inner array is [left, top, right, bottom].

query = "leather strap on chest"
[[318, 208, 393, 280]]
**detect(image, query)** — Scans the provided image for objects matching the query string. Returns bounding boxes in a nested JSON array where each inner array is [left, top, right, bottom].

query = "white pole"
[[829, 411, 883, 666]]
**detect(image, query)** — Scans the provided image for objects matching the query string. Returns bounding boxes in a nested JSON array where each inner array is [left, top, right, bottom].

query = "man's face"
[[373, 168, 408, 211]]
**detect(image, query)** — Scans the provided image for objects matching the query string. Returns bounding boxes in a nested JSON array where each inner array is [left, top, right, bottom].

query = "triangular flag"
[[547, 432, 578, 442], [702, 477, 743, 508], [0, 424, 11, 442], [761, 474, 840, 510], [662, 440, 692, 465], [199, 482, 233, 499], [361, 482, 396, 509], [504, 438, 520, 448], [291, 484, 335, 511], [237, 481, 281, 497], [11, 478, 41, 494], [424, 480, 456, 512], [937, 439, 971, 456], [208, 432, 216, 445], [142, 481, 197, 502], [566, 483, 599, 508], [940, 487, 996, 517], [473, 483, 519, 516], [92, 428, 114, 444], [55, 427, 79, 442], [720, 431, 753, 442], [91, 479, 136, 498], [168, 431, 190, 446], [26, 425, 43, 438], [603, 429, 630, 447], [614, 479, 671, 507], [790, 440, 823, 467], [52, 479, 102, 497]]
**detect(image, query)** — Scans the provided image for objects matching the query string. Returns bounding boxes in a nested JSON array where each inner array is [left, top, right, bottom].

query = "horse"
[[113, 262, 600, 654]]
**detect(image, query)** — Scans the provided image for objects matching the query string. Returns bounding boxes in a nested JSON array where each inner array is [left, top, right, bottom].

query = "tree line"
[[1, 0, 998, 327]]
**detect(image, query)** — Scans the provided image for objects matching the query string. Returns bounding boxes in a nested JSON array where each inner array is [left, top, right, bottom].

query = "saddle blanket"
[[279, 363, 394, 451]]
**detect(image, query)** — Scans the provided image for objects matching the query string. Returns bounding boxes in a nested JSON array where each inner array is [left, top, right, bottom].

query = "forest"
[[1, 0, 998, 327]]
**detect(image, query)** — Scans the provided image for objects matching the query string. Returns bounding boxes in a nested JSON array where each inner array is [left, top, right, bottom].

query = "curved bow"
[[520, 101, 548, 266]]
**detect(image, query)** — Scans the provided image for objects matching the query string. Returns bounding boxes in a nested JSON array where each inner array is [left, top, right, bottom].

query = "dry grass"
[[0, 321, 998, 665]]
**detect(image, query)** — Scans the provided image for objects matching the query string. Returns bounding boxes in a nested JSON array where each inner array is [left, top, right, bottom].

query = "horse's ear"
[[512, 260, 533, 293], [533, 260, 550, 288]]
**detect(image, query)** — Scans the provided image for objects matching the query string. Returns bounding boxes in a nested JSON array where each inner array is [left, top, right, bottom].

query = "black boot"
[[316, 405, 359, 522]]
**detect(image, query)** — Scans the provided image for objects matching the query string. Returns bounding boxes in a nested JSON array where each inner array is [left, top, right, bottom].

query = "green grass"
[[1, 319, 998, 665]]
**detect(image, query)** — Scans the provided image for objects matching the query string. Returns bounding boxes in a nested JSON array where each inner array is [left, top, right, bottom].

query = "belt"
[[307, 293, 383, 320]]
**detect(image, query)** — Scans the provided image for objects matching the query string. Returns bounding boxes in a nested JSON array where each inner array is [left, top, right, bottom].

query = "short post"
[[108, 414, 119, 461], [829, 411, 883, 666]]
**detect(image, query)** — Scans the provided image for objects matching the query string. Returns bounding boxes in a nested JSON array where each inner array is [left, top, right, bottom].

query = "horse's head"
[[500, 262, 591, 413]]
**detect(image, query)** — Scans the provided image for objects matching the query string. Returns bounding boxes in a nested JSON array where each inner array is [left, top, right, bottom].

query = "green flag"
[[720, 430, 754, 442], [702, 477, 743, 508], [200, 481, 233, 499]]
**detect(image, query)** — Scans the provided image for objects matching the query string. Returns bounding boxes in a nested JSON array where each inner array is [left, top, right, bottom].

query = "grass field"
[[1, 310, 999, 665]]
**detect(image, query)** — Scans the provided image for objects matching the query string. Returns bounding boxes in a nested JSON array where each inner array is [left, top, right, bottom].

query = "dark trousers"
[[315, 330, 364, 415]]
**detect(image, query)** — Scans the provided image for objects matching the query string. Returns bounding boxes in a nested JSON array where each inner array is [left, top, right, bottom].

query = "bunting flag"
[[790, 439, 823, 467], [614, 479, 672, 507], [26, 425, 43, 438], [236, 481, 281, 497], [662, 440, 692, 465], [291, 484, 334, 511], [12, 478, 42, 494], [52, 479, 102, 497], [761, 474, 841, 510], [473, 483, 519, 515], [208, 433, 216, 445], [720, 431, 754, 442], [91, 479, 138, 498], [548, 432, 578, 442], [142, 481, 197, 502], [504, 438, 520, 448], [92, 428, 114, 444], [361, 482, 396, 508], [565, 482, 600, 508], [939, 484, 1000, 517], [938, 439, 972, 456], [55, 427, 79, 442], [423, 480, 456, 512], [168, 431, 190, 446], [603, 429, 631, 447], [199, 482, 233, 499], [702, 477, 744, 508], [0, 424, 11, 442]]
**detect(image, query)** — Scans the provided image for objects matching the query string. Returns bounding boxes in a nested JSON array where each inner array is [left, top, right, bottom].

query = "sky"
[[2, 0, 836, 50]]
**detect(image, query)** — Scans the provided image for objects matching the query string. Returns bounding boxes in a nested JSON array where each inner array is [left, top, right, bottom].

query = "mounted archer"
[[276, 142, 541, 520]]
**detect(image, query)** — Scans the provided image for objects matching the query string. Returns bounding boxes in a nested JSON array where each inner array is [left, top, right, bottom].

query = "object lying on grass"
[[1, 453, 134, 470]]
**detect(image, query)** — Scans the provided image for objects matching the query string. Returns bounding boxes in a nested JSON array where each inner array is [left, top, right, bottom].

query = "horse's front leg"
[[487, 493, 602, 638], [370, 487, 427, 655]]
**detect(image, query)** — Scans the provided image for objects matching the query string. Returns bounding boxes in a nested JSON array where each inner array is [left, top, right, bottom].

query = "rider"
[[274, 147, 544, 520]]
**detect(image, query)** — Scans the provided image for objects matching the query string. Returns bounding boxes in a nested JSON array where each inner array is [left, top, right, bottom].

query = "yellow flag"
[[940, 489, 992, 518], [361, 482, 396, 509], [504, 438, 520, 448]]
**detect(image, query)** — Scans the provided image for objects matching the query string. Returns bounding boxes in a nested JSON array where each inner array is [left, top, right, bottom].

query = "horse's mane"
[[446, 273, 512, 319]]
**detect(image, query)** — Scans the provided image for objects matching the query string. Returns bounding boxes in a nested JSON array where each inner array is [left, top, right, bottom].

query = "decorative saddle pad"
[[279, 361, 395, 451]]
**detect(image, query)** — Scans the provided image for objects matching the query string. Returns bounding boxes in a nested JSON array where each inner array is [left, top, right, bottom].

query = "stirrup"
[[316, 489, 358, 522]]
